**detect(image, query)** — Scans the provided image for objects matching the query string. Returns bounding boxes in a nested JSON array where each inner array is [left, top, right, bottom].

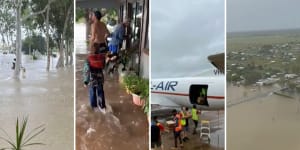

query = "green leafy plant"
[[140, 79, 149, 99], [141, 79, 149, 115], [143, 97, 149, 115], [0, 117, 45, 150], [123, 74, 149, 114], [123, 74, 140, 94]]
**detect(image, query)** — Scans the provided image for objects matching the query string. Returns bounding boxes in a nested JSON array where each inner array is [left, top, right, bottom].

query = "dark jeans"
[[174, 131, 182, 147], [89, 84, 106, 109], [151, 140, 162, 149], [193, 120, 198, 134]]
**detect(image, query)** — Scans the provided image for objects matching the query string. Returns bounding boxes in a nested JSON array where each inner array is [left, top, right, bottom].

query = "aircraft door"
[[189, 85, 209, 106]]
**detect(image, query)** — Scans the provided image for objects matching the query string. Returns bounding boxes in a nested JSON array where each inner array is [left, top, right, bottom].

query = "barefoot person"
[[106, 19, 129, 73], [89, 10, 109, 53], [106, 18, 129, 62], [83, 43, 106, 113]]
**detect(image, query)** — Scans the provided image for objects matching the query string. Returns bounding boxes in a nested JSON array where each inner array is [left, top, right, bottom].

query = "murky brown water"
[[227, 85, 300, 150], [76, 54, 148, 150], [0, 54, 74, 150]]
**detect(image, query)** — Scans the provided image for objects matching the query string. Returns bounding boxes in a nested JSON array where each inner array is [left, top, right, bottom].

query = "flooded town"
[[227, 29, 300, 150]]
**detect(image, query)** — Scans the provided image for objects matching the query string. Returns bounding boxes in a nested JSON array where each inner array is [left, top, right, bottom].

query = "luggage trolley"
[[200, 120, 211, 143]]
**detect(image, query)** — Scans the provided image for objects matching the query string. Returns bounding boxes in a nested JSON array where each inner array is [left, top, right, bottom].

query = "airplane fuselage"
[[151, 76, 224, 110]]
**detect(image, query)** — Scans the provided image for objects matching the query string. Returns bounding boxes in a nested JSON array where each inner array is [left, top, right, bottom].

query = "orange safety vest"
[[174, 114, 182, 132]]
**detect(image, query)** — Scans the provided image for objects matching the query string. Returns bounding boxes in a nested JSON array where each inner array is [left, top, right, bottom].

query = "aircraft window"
[[189, 85, 209, 106]]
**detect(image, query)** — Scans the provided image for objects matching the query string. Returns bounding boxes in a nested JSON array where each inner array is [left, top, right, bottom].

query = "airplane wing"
[[208, 53, 224, 73]]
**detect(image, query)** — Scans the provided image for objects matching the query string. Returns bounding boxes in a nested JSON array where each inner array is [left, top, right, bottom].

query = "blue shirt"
[[109, 24, 125, 46]]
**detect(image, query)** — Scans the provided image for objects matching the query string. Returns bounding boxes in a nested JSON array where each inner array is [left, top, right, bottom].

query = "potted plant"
[[123, 74, 137, 94], [130, 77, 144, 106], [123, 74, 149, 107]]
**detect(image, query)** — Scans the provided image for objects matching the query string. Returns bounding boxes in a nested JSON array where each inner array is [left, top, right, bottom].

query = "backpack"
[[88, 54, 105, 69], [88, 54, 106, 85]]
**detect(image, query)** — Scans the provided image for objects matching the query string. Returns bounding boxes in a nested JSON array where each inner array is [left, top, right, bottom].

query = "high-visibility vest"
[[192, 108, 199, 121], [175, 114, 182, 132], [180, 111, 186, 126]]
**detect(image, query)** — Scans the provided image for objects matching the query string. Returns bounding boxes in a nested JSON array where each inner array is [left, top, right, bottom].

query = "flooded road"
[[75, 23, 87, 54], [227, 85, 300, 150], [76, 54, 148, 150], [0, 54, 74, 150]]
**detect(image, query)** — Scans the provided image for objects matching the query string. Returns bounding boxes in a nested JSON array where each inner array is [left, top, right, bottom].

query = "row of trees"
[[0, 0, 73, 79]]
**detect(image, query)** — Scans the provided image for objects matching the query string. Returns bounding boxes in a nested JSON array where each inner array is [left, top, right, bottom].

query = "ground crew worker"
[[180, 106, 189, 142], [172, 109, 183, 149], [192, 105, 200, 134], [151, 116, 163, 150]]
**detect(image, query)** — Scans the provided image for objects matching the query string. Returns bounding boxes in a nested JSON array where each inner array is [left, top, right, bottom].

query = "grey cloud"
[[151, 0, 224, 78], [228, 0, 300, 32]]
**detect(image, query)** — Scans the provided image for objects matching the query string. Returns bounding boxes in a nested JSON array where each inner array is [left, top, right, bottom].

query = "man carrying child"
[[83, 43, 107, 113]]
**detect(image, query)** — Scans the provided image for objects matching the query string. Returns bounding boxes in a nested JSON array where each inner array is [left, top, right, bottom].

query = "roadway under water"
[[76, 54, 148, 150], [0, 53, 74, 150], [227, 85, 300, 150]]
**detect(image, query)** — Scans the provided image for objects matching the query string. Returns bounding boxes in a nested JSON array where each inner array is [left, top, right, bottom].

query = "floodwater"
[[156, 111, 224, 150], [76, 54, 148, 150], [227, 85, 300, 150], [75, 23, 87, 54], [0, 53, 74, 150]]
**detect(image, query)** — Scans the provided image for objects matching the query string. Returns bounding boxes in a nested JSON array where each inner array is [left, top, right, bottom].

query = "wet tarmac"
[[0, 54, 74, 150], [227, 85, 300, 150], [154, 111, 224, 150], [76, 54, 148, 150]]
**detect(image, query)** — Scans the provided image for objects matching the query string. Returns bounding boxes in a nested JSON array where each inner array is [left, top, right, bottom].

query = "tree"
[[22, 34, 46, 55], [0, 1, 15, 49], [0, 0, 73, 77], [0, 0, 52, 78], [46, 0, 73, 68], [244, 70, 261, 85], [29, 0, 55, 71]]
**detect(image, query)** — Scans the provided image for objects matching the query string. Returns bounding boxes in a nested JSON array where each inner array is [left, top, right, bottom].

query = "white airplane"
[[151, 53, 224, 111]]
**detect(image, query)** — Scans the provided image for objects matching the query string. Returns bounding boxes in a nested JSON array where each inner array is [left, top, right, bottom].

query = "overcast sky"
[[151, 0, 224, 78], [228, 0, 300, 32]]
